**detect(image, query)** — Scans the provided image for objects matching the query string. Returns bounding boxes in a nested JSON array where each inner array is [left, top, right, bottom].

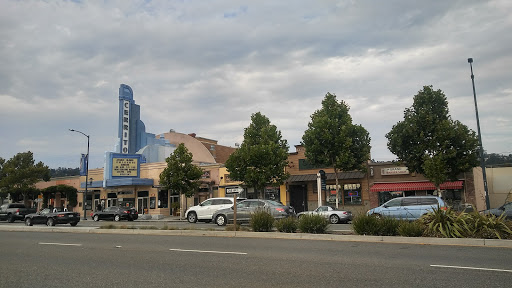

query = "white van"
[[185, 197, 244, 223]]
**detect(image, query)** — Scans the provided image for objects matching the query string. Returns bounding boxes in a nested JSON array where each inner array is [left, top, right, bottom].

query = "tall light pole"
[[468, 58, 490, 210], [70, 129, 90, 220]]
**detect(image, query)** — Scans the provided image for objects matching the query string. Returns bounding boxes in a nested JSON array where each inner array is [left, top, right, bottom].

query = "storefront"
[[370, 181, 464, 206]]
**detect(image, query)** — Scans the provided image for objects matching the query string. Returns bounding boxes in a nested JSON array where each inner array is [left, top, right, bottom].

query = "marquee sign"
[[112, 157, 138, 177]]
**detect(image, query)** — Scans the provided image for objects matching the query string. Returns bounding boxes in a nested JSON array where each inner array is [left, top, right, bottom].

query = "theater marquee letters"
[[112, 158, 138, 177], [121, 100, 130, 153]]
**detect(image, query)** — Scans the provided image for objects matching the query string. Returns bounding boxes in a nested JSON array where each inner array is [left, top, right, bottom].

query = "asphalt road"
[[1, 231, 511, 288]]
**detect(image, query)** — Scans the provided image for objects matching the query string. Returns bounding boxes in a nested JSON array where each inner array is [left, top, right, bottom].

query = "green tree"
[[386, 85, 479, 191], [0, 157, 7, 203], [42, 185, 78, 208], [225, 112, 290, 199], [0, 151, 50, 206], [302, 92, 371, 208], [159, 143, 203, 218]]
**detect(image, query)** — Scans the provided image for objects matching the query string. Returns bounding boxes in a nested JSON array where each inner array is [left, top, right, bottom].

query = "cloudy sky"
[[1, 0, 511, 169]]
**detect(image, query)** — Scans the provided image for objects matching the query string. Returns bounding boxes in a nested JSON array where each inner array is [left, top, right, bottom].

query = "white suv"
[[185, 197, 243, 223]]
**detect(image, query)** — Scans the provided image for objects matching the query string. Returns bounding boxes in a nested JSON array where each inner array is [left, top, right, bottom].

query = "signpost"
[[225, 186, 243, 230]]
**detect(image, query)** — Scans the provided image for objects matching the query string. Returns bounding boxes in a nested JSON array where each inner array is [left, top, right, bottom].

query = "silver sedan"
[[297, 206, 352, 224]]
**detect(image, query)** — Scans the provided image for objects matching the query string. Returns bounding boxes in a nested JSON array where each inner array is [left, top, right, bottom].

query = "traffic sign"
[[226, 186, 244, 194]]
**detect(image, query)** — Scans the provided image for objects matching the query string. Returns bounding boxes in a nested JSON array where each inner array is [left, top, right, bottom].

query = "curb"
[[1, 226, 511, 248]]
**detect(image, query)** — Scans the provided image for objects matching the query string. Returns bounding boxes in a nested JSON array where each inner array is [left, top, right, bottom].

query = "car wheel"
[[187, 212, 197, 223], [329, 214, 340, 224], [216, 214, 227, 226], [47, 218, 55, 226], [25, 218, 33, 226], [372, 213, 382, 219], [114, 215, 120, 222], [7, 214, 14, 223], [70, 222, 78, 226], [93, 215, 99, 221]]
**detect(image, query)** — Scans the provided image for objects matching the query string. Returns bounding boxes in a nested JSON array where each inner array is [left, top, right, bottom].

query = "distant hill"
[[50, 167, 80, 178]]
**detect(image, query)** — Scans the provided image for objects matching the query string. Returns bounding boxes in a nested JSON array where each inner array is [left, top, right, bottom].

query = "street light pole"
[[467, 58, 491, 210], [70, 129, 90, 220]]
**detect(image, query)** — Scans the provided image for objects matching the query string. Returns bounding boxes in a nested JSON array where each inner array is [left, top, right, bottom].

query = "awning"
[[288, 171, 365, 183], [370, 181, 463, 192]]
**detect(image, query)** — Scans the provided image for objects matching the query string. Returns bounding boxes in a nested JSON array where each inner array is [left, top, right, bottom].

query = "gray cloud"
[[1, 0, 510, 168]]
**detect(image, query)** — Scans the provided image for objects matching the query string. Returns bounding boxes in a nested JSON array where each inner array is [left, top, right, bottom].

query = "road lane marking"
[[169, 248, 247, 255], [431, 264, 512, 273], [39, 242, 82, 247]]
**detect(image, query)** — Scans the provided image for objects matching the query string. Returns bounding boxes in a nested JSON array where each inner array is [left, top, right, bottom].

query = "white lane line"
[[169, 248, 247, 255], [39, 242, 82, 247], [431, 264, 512, 273]]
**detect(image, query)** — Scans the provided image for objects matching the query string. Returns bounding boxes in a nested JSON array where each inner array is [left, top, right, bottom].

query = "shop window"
[[343, 183, 361, 205]]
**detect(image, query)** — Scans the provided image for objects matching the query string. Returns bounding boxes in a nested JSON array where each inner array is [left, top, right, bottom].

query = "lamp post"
[[467, 58, 490, 210], [69, 129, 90, 220]]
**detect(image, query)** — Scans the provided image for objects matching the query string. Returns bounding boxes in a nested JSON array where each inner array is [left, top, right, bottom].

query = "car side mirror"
[[383, 205, 389, 208]]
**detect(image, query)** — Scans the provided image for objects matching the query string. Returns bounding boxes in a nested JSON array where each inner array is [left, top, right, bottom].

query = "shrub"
[[378, 217, 400, 236], [464, 212, 512, 239], [298, 214, 329, 234], [398, 220, 425, 237], [352, 214, 382, 235], [420, 208, 466, 238], [250, 209, 275, 232], [275, 217, 298, 233]]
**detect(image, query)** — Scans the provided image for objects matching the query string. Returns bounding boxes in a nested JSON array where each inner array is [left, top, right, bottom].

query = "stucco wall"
[[486, 167, 512, 208]]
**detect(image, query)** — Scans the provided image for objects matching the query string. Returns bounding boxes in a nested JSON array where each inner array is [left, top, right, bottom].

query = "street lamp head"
[[468, 58, 473, 63], [69, 129, 75, 132]]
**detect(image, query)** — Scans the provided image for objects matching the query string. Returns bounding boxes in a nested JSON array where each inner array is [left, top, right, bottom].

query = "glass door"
[[138, 197, 149, 214]]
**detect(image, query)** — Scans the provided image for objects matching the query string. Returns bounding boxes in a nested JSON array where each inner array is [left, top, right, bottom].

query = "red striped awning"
[[370, 181, 463, 192]]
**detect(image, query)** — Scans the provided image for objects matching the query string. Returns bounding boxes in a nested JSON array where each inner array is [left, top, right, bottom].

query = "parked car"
[[185, 197, 245, 223], [367, 196, 446, 221], [92, 206, 138, 221], [0, 203, 37, 223], [481, 202, 512, 219], [24, 208, 80, 226], [297, 206, 352, 224], [212, 199, 296, 226]]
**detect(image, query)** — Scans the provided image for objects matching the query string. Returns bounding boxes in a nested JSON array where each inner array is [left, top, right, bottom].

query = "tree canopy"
[[386, 85, 479, 188], [159, 143, 203, 198], [0, 151, 50, 205], [225, 112, 290, 198], [302, 92, 371, 207], [42, 184, 78, 208]]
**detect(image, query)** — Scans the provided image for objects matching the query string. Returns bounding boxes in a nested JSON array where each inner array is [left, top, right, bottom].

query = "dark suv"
[[92, 206, 138, 221]]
